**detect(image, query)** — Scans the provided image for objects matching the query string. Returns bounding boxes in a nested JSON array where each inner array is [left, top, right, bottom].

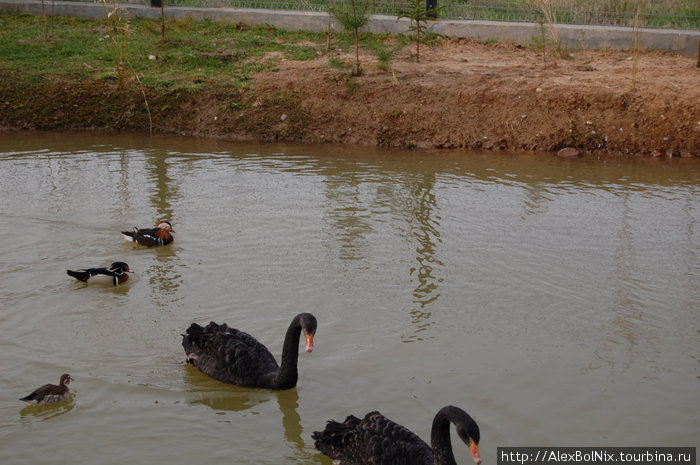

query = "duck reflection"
[[20, 395, 77, 422]]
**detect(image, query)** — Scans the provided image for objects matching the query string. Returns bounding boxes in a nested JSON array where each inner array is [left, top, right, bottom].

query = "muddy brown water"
[[1, 132, 698, 464]]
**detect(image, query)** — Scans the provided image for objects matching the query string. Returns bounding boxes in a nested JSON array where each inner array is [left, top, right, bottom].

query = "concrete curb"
[[2, 0, 699, 56]]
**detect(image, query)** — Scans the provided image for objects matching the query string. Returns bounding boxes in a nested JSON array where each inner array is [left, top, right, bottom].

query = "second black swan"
[[312, 405, 481, 465], [182, 312, 317, 390]]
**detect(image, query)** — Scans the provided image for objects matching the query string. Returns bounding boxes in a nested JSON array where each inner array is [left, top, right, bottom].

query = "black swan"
[[312, 405, 481, 465], [182, 313, 317, 390], [20, 374, 74, 405], [122, 220, 174, 247]]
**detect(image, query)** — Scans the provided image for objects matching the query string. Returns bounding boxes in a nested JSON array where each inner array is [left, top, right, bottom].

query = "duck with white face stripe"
[[66, 261, 133, 286], [121, 220, 175, 247]]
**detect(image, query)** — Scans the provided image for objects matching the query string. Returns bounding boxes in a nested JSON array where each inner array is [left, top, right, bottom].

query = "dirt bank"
[[2, 37, 699, 156]]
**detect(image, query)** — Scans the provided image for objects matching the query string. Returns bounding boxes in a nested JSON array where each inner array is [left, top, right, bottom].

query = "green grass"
[[0, 13, 329, 91], [0, 13, 425, 94]]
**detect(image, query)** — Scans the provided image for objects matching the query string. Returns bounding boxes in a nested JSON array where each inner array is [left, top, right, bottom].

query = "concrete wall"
[[2, 0, 699, 56]]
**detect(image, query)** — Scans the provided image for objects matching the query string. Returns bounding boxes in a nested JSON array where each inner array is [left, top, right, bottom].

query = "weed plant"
[[331, 0, 371, 75], [630, 0, 651, 90], [100, 0, 130, 89], [529, 20, 556, 68], [397, 0, 441, 63]]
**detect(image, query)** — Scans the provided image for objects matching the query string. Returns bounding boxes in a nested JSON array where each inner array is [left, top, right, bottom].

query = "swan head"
[[297, 313, 317, 353], [456, 416, 481, 464]]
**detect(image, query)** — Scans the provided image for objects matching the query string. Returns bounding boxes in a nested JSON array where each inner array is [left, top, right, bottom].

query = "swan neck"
[[431, 408, 457, 465], [274, 317, 303, 389]]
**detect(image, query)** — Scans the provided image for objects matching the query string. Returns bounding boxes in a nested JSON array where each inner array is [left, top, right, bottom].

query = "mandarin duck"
[[122, 220, 174, 247]]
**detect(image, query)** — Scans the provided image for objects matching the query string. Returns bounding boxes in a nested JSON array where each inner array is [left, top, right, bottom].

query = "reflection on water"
[[19, 395, 77, 422], [276, 389, 311, 463], [521, 182, 554, 218], [189, 389, 272, 412], [183, 365, 273, 412], [184, 366, 314, 462], [404, 173, 442, 342], [321, 162, 444, 342], [145, 150, 179, 222], [68, 278, 133, 295], [585, 191, 643, 380], [144, 150, 182, 308], [1, 133, 699, 465], [109, 144, 186, 311], [324, 172, 374, 262], [609, 192, 642, 365], [144, 247, 182, 308]]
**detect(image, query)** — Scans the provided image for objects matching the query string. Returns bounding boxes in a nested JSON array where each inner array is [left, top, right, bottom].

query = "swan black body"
[[312, 405, 481, 465], [182, 313, 317, 390]]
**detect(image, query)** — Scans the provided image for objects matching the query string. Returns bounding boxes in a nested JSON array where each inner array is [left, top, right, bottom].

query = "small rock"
[[557, 147, 581, 158], [280, 114, 287, 121]]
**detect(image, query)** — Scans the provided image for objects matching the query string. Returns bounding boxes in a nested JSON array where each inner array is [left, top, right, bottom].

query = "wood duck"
[[121, 221, 174, 247], [20, 374, 74, 405], [66, 261, 132, 286]]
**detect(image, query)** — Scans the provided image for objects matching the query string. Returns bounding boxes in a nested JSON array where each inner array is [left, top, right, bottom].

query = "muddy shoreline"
[[2, 37, 698, 156]]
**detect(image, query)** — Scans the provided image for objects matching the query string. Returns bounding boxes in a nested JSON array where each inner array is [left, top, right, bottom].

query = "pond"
[[0, 132, 698, 464]]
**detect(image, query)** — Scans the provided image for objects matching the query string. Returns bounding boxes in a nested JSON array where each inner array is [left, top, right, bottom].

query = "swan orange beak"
[[469, 442, 481, 464], [305, 333, 314, 353]]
